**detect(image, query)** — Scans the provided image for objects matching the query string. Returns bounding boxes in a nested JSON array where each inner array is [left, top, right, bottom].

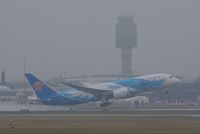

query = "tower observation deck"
[[115, 15, 137, 76]]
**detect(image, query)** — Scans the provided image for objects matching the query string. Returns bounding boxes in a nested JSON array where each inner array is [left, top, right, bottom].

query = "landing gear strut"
[[100, 102, 111, 107], [100, 99, 111, 107]]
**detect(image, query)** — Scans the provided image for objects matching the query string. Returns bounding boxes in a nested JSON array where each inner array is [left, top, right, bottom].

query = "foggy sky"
[[0, 0, 200, 81]]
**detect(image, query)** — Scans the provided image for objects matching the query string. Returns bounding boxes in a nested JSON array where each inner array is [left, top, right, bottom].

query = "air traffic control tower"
[[115, 15, 137, 76]]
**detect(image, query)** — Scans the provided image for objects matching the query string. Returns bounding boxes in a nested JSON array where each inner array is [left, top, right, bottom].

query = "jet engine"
[[112, 87, 135, 99]]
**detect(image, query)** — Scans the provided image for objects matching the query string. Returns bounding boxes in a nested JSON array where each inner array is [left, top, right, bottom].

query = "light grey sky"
[[0, 0, 200, 81]]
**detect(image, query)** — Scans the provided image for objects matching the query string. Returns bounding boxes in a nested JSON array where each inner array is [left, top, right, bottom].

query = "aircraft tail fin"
[[25, 73, 58, 99]]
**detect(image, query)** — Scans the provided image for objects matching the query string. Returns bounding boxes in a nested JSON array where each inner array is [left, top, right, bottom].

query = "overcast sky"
[[0, 0, 200, 81]]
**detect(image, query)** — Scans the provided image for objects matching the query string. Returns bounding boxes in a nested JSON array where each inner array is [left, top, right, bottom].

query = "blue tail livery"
[[25, 74, 58, 99]]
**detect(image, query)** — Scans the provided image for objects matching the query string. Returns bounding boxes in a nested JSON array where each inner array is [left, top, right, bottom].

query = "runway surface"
[[0, 109, 200, 119], [0, 103, 200, 118]]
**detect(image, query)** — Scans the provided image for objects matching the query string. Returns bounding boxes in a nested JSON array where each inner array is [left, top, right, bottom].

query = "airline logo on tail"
[[33, 82, 44, 92]]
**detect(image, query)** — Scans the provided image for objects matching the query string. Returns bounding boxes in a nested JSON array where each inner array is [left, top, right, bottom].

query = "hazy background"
[[0, 0, 200, 81]]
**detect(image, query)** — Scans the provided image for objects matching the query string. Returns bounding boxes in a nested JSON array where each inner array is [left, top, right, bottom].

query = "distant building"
[[1, 71, 7, 85], [113, 96, 149, 105], [0, 85, 16, 101], [115, 15, 137, 76]]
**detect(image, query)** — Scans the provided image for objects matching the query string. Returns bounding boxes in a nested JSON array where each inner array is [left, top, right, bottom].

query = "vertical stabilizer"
[[25, 73, 58, 99]]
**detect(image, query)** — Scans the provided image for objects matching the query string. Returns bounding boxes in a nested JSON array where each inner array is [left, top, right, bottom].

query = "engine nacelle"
[[113, 87, 135, 99]]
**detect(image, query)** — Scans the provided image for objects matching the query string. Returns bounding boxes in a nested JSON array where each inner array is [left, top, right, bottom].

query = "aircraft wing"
[[61, 82, 111, 95]]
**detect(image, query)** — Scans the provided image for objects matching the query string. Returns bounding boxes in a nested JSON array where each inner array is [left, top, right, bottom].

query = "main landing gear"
[[100, 99, 111, 107]]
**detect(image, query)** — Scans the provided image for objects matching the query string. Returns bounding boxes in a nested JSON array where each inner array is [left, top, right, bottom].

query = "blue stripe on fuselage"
[[114, 78, 165, 91], [58, 89, 97, 103], [39, 90, 97, 105]]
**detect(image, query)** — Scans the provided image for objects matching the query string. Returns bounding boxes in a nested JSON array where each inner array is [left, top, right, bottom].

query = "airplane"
[[25, 73, 180, 107]]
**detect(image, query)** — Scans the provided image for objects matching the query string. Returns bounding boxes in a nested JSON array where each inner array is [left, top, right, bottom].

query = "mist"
[[0, 0, 200, 81]]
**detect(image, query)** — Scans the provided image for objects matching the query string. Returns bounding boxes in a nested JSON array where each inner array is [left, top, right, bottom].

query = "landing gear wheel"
[[100, 102, 111, 107]]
